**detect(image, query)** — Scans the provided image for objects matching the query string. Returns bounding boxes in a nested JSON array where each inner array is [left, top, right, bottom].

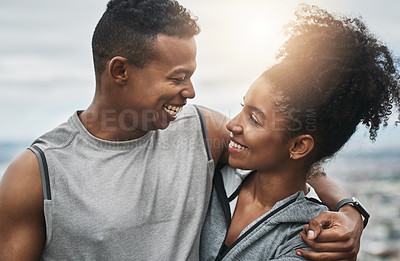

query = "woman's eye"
[[250, 114, 259, 124]]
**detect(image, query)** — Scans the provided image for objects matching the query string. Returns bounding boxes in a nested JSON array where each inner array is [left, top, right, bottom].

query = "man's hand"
[[296, 205, 363, 260]]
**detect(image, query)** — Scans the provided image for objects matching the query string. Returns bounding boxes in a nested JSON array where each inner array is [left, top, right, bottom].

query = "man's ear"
[[108, 56, 129, 85], [289, 134, 314, 160]]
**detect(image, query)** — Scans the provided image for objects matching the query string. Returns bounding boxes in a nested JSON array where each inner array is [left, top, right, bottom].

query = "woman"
[[200, 5, 399, 260]]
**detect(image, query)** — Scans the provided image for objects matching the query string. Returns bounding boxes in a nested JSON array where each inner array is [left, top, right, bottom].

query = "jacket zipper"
[[215, 197, 297, 261]]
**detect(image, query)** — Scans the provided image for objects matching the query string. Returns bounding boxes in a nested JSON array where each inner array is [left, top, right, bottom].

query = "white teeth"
[[163, 105, 183, 117], [229, 140, 248, 150]]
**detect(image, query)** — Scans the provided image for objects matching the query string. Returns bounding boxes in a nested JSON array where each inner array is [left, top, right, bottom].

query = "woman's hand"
[[296, 205, 363, 260]]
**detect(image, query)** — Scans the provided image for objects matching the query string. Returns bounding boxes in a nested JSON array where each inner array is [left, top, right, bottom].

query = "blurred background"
[[1, 0, 399, 259]]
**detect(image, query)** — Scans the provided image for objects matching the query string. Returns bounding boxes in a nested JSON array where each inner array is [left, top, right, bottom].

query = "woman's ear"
[[108, 56, 129, 85], [289, 134, 314, 160]]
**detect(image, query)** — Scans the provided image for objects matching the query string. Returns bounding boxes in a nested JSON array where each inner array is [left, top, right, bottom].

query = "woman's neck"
[[243, 168, 308, 211], [223, 166, 309, 247]]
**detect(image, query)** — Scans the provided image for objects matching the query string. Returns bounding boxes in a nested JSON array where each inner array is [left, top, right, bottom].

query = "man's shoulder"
[[0, 149, 45, 225], [31, 112, 79, 151], [195, 105, 230, 165]]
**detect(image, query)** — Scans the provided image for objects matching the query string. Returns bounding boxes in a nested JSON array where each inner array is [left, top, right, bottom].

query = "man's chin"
[[157, 121, 171, 130], [144, 120, 171, 131]]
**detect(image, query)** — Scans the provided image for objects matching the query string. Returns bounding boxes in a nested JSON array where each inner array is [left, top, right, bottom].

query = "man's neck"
[[78, 105, 148, 141]]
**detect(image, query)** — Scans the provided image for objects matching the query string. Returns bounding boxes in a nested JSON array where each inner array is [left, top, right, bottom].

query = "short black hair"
[[92, 0, 200, 79], [263, 4, 400, 164]]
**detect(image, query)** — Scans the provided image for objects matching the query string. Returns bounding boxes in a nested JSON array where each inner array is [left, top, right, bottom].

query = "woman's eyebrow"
[[247, 105, 266, 119], [243, 97, 266, 118]]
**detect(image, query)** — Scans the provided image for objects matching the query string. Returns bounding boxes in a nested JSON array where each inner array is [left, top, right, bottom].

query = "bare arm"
[[198, 105, 230, 166], [296, 168, 363, 260], [306, 167, 349, 210], [0, 150, 45, 260]]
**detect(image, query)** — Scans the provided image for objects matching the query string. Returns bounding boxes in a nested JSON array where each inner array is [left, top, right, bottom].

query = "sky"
[[0, 0, 399, 154]]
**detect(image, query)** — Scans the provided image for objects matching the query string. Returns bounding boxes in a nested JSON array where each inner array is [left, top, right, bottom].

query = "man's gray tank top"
[[29, 104, 214, 260]]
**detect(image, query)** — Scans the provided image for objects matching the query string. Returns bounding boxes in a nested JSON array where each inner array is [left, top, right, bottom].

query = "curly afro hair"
[[92, 0, 200, 79], [262, 4, 400, 164]]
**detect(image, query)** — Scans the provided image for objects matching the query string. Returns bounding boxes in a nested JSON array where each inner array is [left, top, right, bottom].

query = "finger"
[[307, 212, 334, 239], [307, 226, 351, 243], [299, 231, 354, 252], [303, 224, 309, 231], [296, 248, 356, 261], [302, 224, 316, 240], [306, 221, 321, 240], [302, 225, 309, 235], [302, 224, 317, 238]]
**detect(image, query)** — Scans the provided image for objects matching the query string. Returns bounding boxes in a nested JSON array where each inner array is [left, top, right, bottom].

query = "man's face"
[[120, 34, 197, 132]]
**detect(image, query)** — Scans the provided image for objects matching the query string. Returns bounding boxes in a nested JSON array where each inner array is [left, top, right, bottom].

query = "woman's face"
[[226, 77, 291, 172]]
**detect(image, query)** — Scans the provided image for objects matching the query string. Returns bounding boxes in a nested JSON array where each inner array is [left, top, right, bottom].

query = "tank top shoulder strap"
[[193, 105, 212, 161], [28, 145, 52, 200]]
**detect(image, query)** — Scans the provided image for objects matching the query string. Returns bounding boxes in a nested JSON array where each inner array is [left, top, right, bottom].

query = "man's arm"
[[296, 168, 363, 260], [0, 150, 45, 260], [307, 167, 349, 209], [197, 105, 230, 166]]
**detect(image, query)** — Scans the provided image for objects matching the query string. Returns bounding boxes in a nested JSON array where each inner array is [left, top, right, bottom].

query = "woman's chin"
[[228, 157, 249, 170]]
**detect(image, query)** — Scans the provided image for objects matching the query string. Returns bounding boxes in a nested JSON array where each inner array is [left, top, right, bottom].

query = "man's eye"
[[172, 77, 186, 82]]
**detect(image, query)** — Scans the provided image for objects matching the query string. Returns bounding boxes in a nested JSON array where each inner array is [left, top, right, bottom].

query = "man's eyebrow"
[[170, 68, 193, 75]]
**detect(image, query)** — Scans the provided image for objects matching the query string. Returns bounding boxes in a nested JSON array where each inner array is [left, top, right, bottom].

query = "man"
[[0, 0, 363, 260]]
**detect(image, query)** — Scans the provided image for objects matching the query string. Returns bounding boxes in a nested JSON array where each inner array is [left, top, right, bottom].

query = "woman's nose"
[[226, 114, 243, 135]]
